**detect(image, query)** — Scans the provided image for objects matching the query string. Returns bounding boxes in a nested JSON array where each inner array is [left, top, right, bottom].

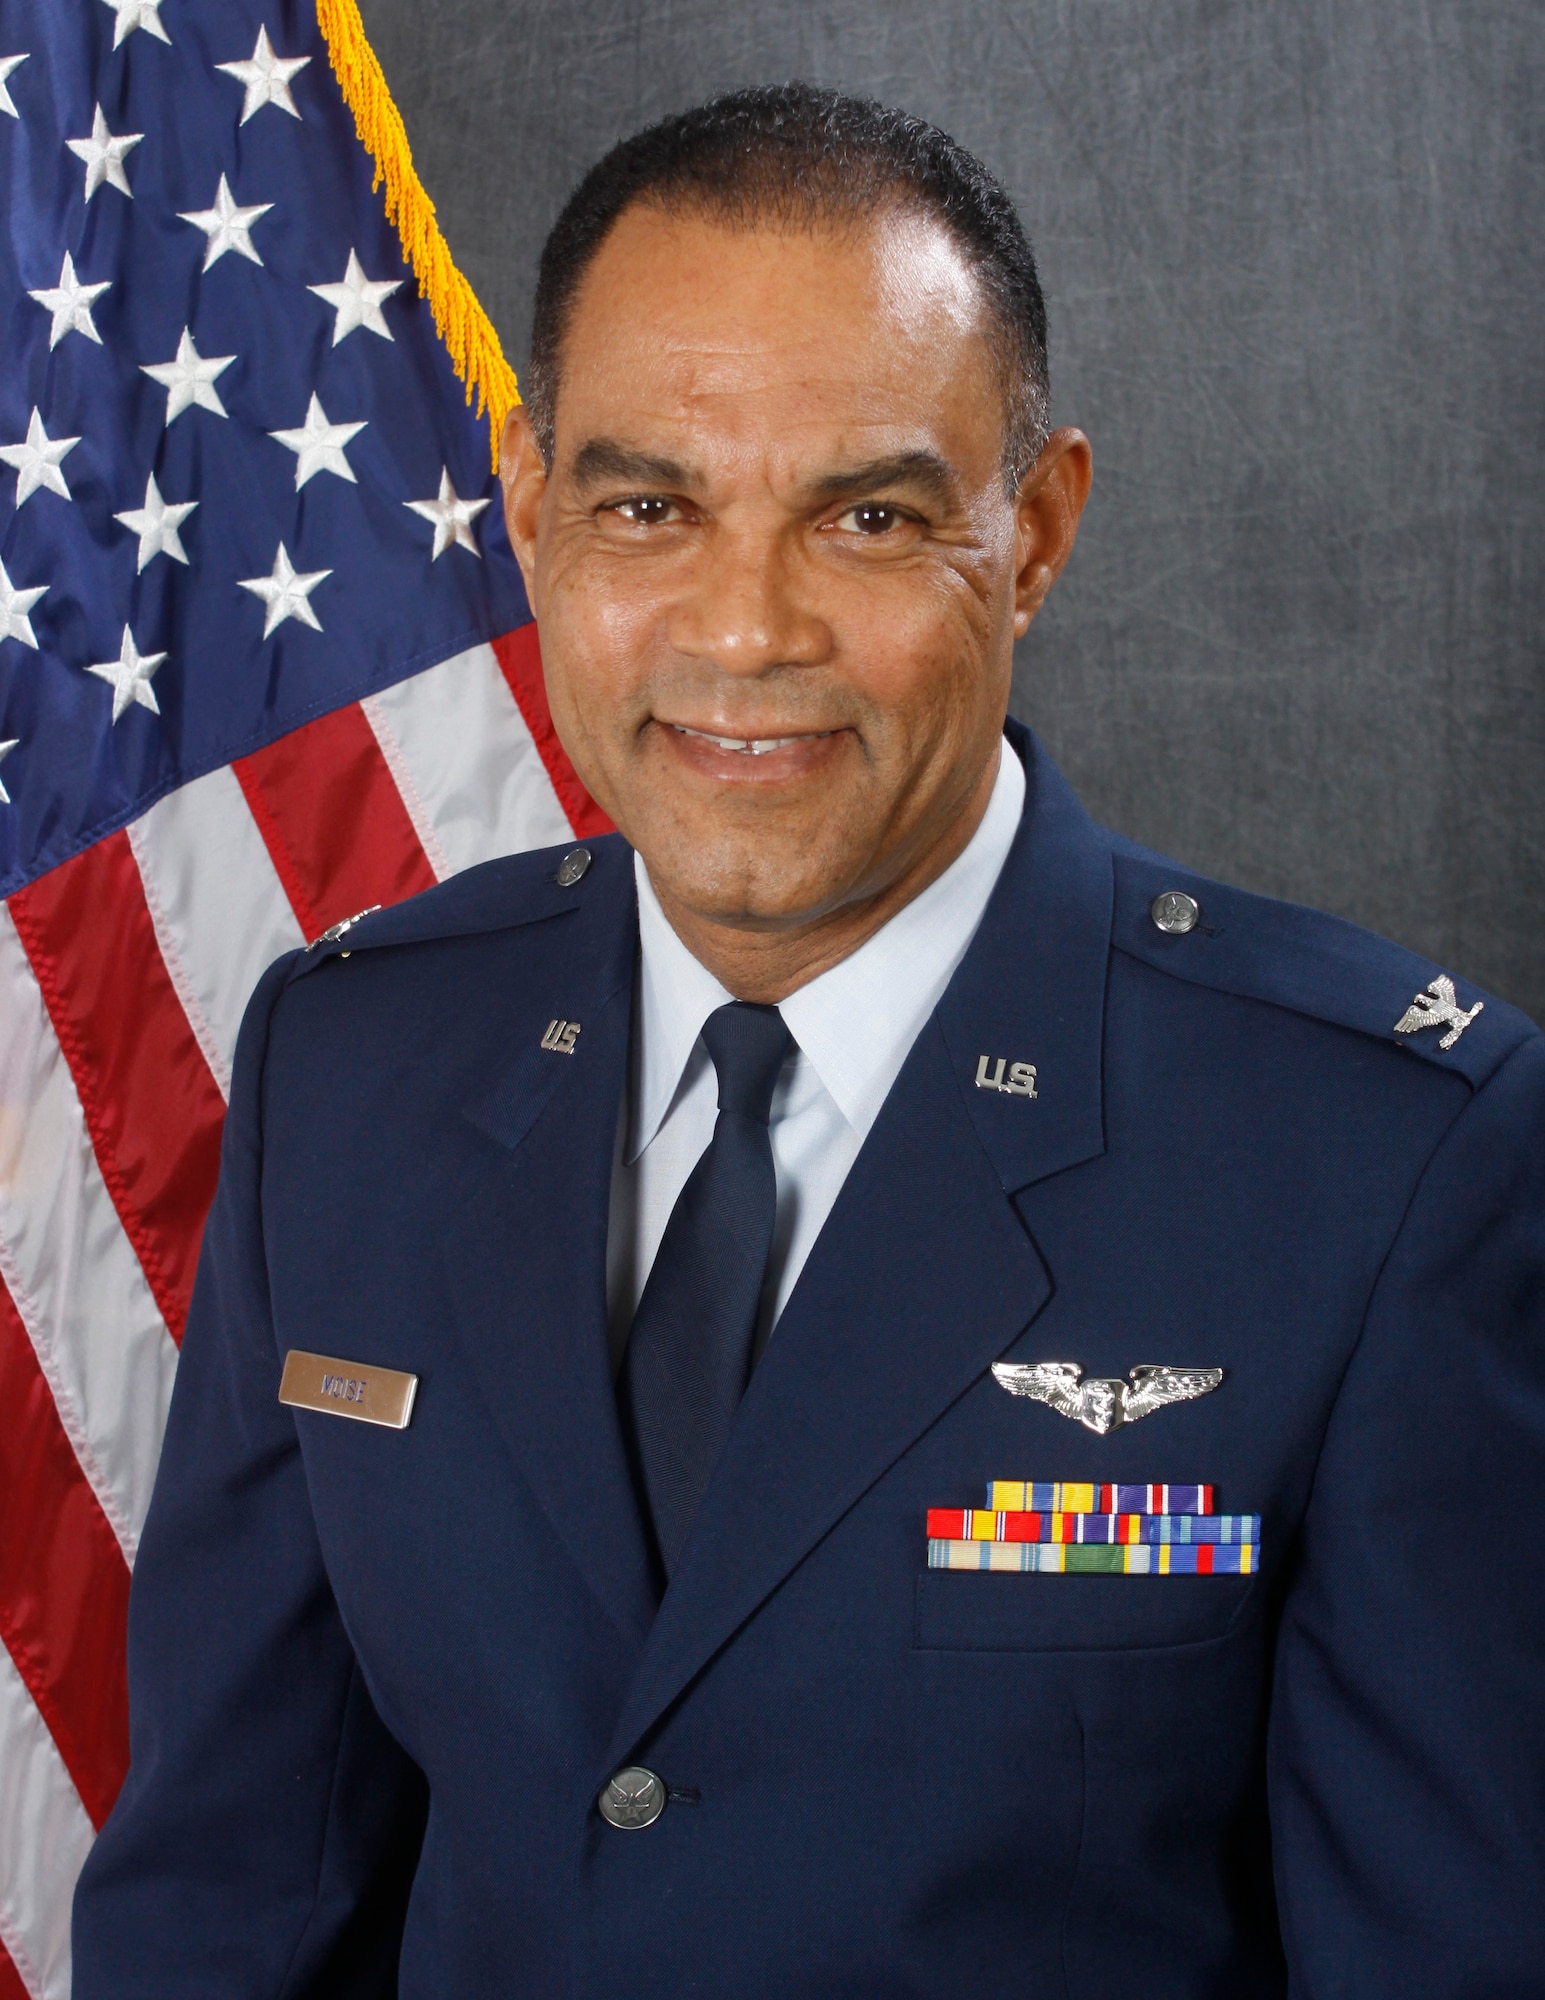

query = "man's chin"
[[641, 837, 876, 938]]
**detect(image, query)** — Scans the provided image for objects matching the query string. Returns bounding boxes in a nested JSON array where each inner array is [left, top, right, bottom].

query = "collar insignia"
[[975, 1054, 1038, 1097], [1393, 974, 1483, 1050], [304, 903, 380, 952]]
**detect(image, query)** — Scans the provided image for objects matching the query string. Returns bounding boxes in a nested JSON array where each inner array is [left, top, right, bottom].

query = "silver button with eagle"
[[598, 1766, 666, 1831], [1150, 890, 1200, 936], [555, 845, 592, 888]]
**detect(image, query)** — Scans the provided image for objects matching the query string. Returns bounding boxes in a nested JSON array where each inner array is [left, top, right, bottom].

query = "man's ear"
[[500, 405, 547, 602], [1011, 427, 1092, 639]]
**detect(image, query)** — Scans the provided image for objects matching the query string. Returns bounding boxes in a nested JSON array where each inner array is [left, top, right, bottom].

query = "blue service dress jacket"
[[72, 723, 1545, 1999]]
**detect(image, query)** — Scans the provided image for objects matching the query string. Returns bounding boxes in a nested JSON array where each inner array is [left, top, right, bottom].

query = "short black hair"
[[526, 82, 1051, 490]]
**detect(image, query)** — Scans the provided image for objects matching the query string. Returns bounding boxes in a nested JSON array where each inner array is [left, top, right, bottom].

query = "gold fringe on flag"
[[316, 0, 519, 467]]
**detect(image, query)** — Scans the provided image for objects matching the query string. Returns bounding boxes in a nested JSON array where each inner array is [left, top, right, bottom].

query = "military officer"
[[74, 84, 1545, 1997]]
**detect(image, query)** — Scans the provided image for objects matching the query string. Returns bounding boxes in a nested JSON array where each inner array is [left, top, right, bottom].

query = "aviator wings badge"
[[1393, 975, 1483, 1050], [991, 1361, 1223, 1435]]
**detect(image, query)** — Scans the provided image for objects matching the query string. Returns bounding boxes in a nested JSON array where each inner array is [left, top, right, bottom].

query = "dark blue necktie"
[[620, 1000, 793, 1576]]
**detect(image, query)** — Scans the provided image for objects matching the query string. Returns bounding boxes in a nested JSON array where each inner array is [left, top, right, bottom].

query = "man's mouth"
[[669, 722, 834, 757]]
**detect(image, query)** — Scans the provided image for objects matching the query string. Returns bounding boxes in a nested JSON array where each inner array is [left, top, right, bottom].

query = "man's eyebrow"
[[569, 439, 696, 490], [806, 451, 961, 507]]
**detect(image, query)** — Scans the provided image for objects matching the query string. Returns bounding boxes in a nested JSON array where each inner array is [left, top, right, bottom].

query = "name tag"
[[278, 1349, 418, 1429]]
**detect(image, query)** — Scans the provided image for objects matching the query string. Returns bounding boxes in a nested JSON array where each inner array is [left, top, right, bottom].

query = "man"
[[74, 84, 1545, 1998]]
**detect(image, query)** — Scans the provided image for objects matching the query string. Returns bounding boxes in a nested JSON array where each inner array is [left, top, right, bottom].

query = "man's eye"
[[610, 496, 676, 525], [837, 504, 905, 535]]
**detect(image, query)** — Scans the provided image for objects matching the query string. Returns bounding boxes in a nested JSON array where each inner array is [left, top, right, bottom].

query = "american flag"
[[0, 2, 605, 1989]]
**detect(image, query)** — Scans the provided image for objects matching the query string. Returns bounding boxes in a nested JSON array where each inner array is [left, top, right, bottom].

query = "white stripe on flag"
[[361, 642, 573, 877], [0, 1640, 94, 2000], [124, 820, 233, 1105], [0, 906, 177, 1559], [360, 692, 454, 882], [126, 763, 307, 1085]]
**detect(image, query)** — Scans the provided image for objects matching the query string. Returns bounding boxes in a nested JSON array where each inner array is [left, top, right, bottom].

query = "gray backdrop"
[[361, 0, 1544, 1020]]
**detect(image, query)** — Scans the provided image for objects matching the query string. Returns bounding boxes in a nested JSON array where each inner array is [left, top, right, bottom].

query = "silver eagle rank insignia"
[[304, 904, 381, 952], [1393, 974, 1483, 1050], [991, 1361, 1224, 1435]]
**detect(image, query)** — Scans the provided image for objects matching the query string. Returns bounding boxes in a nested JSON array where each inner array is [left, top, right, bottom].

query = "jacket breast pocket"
[[913, 1567, 1256, 1653]]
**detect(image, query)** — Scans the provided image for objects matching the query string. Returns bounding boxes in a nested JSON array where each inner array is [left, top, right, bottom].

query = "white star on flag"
[[269, 394, 366, 488], [100, 0, 170, 47], [178, 174, 272, 270], [216, 26, 310, 123], [114, 473, 197, 571], [28, 251, 111, 348], [0, 53, 27, 118], [0, 559, 47, 648], [87, 625, 167, 722], [238, 543, 332, 636], [308, 249, 403, 344], [0, 408, 81, 507], [0, 738, 17, 805], [67, 104, 144, 200], [405, 468, 491, 559], [141, 327, 236, 424]]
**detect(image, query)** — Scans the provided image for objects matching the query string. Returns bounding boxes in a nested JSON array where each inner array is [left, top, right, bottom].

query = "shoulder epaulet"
[[285, 832, 630, 982], [1109, 846, 1538, 1092]]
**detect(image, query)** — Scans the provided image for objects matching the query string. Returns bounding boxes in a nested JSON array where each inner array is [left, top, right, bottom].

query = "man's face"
[[502, 202, 1088, 955]]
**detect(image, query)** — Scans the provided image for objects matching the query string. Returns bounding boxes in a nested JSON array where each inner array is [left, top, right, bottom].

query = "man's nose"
[[665, 532, 832, 676]]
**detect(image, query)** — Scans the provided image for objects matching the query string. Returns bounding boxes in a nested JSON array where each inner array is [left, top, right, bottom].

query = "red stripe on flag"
[[8, 836, 226, 1341], [234, 703, 438, 941], [491, 624, 615, 840], [0, 1279, 130, 1830], [0, 1941, 31, 2000]]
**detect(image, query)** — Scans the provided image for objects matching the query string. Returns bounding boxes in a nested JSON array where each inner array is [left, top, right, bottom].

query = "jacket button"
[[555, 845, 592, 887], [1150, 890, 1200, 935], [598, 1766, 666, 1830]]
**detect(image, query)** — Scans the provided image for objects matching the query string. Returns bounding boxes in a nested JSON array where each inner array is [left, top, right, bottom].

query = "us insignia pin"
[[1393, 975, 1482, 1050], [975, 1055, 1037, 1097], [991, 1361, 1223, 1435]]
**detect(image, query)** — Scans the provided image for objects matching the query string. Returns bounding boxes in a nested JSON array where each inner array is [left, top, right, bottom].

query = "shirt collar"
[[629, 737, 1025, 1159], [631, 856, 735, 1161]]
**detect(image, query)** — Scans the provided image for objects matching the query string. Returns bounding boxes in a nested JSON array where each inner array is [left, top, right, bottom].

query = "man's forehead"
[[565, 202, 990, 369], [554, 206, 1003, 476]]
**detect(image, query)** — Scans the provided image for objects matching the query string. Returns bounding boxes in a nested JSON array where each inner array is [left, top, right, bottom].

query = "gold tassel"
[[316, 0, 519, 468]]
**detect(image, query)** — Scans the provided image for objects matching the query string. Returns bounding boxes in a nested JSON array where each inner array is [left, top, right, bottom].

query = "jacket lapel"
[[607, 724, 1116, 1762], [606, 1015, 1051, 1765], [936, 722, 1112, 1198], [440, 845, 658, 1647]]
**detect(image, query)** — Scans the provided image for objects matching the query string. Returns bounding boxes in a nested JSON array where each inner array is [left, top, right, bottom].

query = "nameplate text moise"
[[277, 1349, 419, 1430]]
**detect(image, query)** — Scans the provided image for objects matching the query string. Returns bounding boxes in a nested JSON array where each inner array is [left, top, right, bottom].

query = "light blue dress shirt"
[[605, 741, 1025, 1365]]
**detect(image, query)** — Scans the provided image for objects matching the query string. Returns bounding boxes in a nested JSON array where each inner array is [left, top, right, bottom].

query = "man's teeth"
[[672, 723, 828, 756]]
